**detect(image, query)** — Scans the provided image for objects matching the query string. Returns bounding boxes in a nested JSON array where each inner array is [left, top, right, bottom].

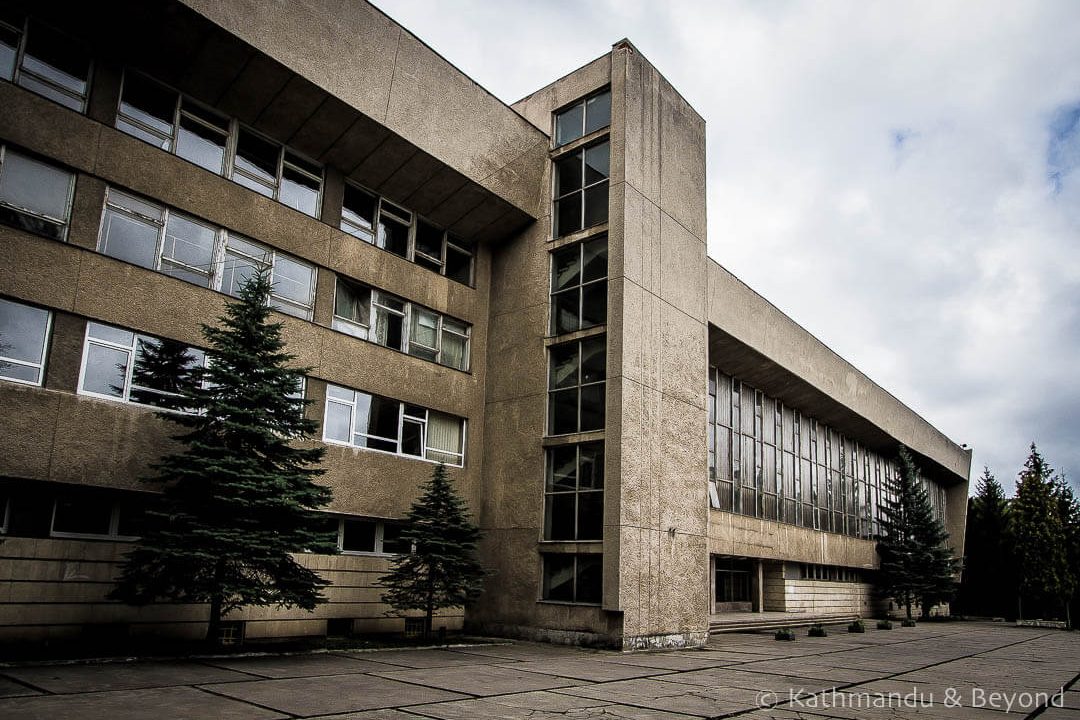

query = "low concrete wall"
[[782, 580, 880, 617]]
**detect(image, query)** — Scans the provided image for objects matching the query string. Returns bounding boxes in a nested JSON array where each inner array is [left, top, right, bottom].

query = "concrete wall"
[[707, 512, 879, 569]]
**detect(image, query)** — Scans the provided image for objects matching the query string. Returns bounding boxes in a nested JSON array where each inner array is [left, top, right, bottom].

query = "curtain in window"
[[425, 412, 462, 464], [441, 331, 466, 369]]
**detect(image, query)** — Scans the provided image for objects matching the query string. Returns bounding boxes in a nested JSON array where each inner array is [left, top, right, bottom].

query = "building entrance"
[[714, 556, 754, 612]]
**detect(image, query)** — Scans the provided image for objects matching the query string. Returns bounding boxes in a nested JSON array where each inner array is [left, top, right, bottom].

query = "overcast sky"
[[374, 0, 1080, 495]]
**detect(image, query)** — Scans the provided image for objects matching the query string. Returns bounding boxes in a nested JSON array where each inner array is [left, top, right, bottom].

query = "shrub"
[[848, 619, 866, 633], [901, 618, 917, 627], [877, 619, 893, 630], [774, 628, 796, 641], [808, 624, 828, 637]]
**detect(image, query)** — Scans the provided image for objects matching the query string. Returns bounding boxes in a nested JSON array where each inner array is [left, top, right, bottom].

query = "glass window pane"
[[110, 191, 163, 221], [87, 322, 133, 346], [0, 298, 48, 374], [324, 401, 352, 442], [580, 336, 606, 383], [547, 445, 577, 491], [374, 305, 404, 350], [554, 196, 581, 238], [280, 166, 320, 217], [542, 554, 575, 601], [53, 496, 112, 536], [221, 252, 263, 298], [176, 115, 227, 174], [579, 384, 605, 432], [326, 384, 354, 402], [548, 388, 578, 435], [377, 215, 409, 257], [342, 519, 376, 552], [415, 219, 443, 260], [576, 555, 603, 603], [584, 143, 610, 184], [409, 308, 439, 355], [584, 91, 611, 135], [162, 214, 215, 285], [583, 182, 609, 228], [555, 103, 584, 146], [554, 151, 583, 197], [83, 343, 129, 398], [552, 244, 581, 291], [0, 150, 72, 221], [577, 491, 603, 540], [440, 327, 467, 370], [579, 442, 604, 489], [551, 289, 579, 335], [116, 118, 170, 149], [426, 412, 463, 464], [549, 343, 578, 389], [342, 184, 376, 241], [129, 337, 199, 408], [581, 236, 607, 282], [544, 494, 576, 540], [16, 73, 79, 110], [0, 24, 18, 81], [365, 395, 401, 441], [99, 205, 159, 269], [234, 129, 279, 186], [271, 255, 314, 306], [119, 73, 176, 137], [20, 24, 88, 96], [335, 281, 370, 326], [401, 419, 423, 456], [580, 283, 607, 328], [445, 245, 472, 284], [381, 523, 411, 554]]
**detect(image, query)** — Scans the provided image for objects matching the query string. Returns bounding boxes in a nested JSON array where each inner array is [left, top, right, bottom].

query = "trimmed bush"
[[877, 619, 894, 630], [901, 618, 917, 627], [774, 628, 796, 641], [847, 619, 866, 633], [808, 624, 828, 637]]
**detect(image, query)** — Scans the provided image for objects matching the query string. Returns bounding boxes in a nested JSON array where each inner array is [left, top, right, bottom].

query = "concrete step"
[[709, 613, 859, 634]]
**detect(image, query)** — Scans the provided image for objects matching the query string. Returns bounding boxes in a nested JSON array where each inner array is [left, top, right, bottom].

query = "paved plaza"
[[0, 623, 1076, 719]]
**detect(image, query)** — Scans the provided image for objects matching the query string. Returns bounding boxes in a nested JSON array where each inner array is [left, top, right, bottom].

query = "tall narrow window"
[[554, 89, 611, 147], [333, 279, 371, 339], [548, 335, 606, 435], [550, 235, 607, 334], [0, 145, 74, 241], [544, 442, 604, 541], [553, 141, 609, 238], [542, 553, 602, 604], [0, 297, 51, 385]]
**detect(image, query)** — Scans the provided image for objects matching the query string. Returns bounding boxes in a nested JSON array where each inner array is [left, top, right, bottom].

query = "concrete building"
[[0, 0, 970, 649]]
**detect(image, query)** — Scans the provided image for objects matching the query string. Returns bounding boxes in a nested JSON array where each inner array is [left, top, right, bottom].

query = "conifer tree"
[[1050, 473, 1079, 627], [876, 446, 959, 619], [1012, 443, 1069, 620], [957, 468, 1013, 617], [110, 272, 335, 643], [381, 463, 484, 639]]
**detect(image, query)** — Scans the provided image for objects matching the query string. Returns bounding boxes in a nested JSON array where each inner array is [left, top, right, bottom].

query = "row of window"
[[552, 90, 611, 239], [0, 302, 468, 466], [0, 145, 473, 369], [707, 367, 948, 538], [798, 564, 866, 583], [0, 15, 477, 285]]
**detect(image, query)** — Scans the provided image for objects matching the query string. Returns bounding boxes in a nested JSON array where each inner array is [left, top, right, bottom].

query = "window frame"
[[335, 516, 411, 556], [553, 88, 612, 148], [322, 383, 466, 467], [540, 552, 603, 605], [552, 139, 610, 239], [543, 442, 604, 542], [49, 496, 138, 542], [546, 335, 606, 436], [0, 144, 75, 241], [549, 235, 608, 335], [0, 297, 51, 386], [2, 14, 93, 113]]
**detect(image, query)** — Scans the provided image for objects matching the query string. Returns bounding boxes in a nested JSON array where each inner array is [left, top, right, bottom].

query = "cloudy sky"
[[375, 0, 1080, 494]]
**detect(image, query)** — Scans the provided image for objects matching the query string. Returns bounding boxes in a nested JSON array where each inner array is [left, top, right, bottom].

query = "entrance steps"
[[709, 612, 859, 634]]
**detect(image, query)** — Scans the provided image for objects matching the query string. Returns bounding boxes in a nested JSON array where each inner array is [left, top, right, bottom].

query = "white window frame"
[[2, 15, 92, 113], [335, 517, 411, 556], [0, 297, 51, 386], [49, 498, 138, 541], [322, 384, 466, 467], [0, 144, 76, 240], [77, 322, 205, 411]]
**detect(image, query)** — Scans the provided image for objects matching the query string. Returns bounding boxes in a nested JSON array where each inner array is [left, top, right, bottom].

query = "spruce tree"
[[957, 468, 1013, 617], [1012, 443, 1069, 620], [110, 271, 335, 643], [876, 446, 959, 619], [381, 463, 484, 639], [1050, 473, 1079, 627]]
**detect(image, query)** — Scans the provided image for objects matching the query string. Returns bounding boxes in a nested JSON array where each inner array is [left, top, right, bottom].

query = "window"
[[542, 553, 602, 604], [0, 145, 74, 241], [553, 141, 609, 238], [332, 277, 471, 370], [98, 188, 316, 319], [0, 493, 8, 534], [548, 335, 605, 435], [550, 235, 607, 334], [336, 517, 411, 555], [0, 297, 50, 385], [1, 14, 91, 112], [78, 321, 205, 411], [341, 181, 475, 285], [116, 71, 323, 218], [323, 384, 466, 467], [50, 491, 146, 540], [544, 442, 603, 541], [554, 89, 611, 147]]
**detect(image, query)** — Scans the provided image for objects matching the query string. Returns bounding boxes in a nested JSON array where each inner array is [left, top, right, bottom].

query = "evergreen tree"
[[1012, 443, 1069, 620], [956, 468, 1014, 617], [876, 446, 959, 619], [110, 272, 335, 643], [381, 463, 484, 639], [1050, 473, 1079, 628]]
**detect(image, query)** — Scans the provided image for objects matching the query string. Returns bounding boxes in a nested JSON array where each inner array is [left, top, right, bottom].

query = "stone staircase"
[[709, 612, 859, 634]]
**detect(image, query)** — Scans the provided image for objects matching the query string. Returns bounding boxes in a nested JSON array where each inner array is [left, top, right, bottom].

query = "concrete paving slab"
[[596, 652, 735, 671], [736, 660, 883, 683], [506, 657, 675, 682], [304, 711, 428, 720], [0, 685, 287, 720], [339, 649, 502, 668], [1, 661, 253, 694], [0, 677, 41, 698], [203, 653, 398, 678], [409, 689, 700, 719], [200, 673, 467, 715], [370, 663, 583, 696], [553, 677, 763, 717], [1041, 709, 1080, 720], [446, 643, 589, 662]]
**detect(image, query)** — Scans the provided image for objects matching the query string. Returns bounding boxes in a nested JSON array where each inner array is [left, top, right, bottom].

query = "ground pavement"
[[0, 622, 1076, 719]]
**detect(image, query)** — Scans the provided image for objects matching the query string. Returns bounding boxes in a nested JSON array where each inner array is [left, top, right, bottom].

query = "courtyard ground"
[[0, 622, 1076, 719]]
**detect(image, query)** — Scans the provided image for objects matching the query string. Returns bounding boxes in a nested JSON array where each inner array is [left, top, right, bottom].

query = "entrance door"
[[714, 556, 754, 612]]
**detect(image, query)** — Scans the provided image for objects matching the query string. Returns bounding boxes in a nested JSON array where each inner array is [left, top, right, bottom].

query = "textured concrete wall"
[[607, 41, 710, 648], [706, 512, 879, 569]]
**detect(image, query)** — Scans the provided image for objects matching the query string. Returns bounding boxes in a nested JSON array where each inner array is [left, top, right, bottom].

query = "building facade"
[[0, 0, 971, 649]]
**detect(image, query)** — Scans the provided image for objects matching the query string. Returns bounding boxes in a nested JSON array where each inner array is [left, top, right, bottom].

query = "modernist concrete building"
[[0, 0, 971, 649]]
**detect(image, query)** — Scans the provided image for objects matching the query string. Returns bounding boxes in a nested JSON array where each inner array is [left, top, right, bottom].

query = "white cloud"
[[374, 0, 1080, 492]]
